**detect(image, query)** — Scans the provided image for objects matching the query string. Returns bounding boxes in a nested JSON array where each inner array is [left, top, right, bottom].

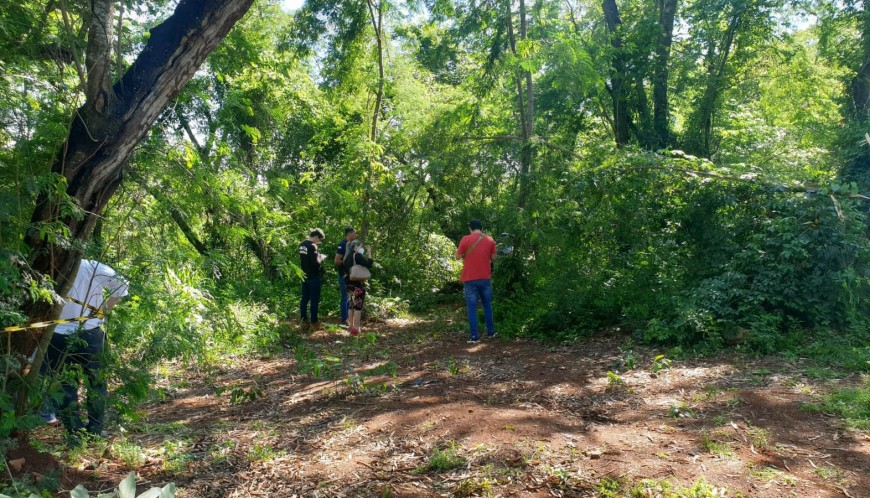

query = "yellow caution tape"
[[2, 298, 107, 333], [2, 316, 100, 333]]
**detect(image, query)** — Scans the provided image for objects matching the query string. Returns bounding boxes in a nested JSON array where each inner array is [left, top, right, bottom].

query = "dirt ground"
[[22, 310, 870, 497]]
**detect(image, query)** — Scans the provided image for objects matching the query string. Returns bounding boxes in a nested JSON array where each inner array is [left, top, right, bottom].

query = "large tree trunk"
[[652, 0, 677, 149], [602, 0, 630, 147], [15, 0, 254, 424]]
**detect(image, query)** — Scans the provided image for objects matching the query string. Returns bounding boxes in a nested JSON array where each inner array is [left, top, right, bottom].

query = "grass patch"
[[814, 465, 844, 480], [701, 432, 733, 458], [416, 441, 466, 473], [110, 439, 146, 468], [162, 439, 194, 473], [453, 476, 495, 497], [749, 465, 798, 485], [630, 477, 734, 497], [815, 377, 870, 429], [247, 443, 284, 462], [746, 425, 769, 450]]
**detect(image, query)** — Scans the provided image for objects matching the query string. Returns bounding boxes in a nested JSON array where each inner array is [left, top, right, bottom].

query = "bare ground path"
[[29, 309, 870, 497]]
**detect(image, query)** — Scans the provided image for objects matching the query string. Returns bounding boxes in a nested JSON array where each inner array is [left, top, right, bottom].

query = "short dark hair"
[[310, 228, 325, 239], [344, 227, 356, 236], [469, 219, 483, 230]]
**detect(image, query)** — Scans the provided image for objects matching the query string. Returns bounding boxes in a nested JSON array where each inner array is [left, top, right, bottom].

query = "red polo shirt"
[[457, 233, 496, 282]]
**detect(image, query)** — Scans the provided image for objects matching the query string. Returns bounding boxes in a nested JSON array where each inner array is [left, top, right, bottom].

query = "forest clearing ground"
[[28, 307, 870, 497]]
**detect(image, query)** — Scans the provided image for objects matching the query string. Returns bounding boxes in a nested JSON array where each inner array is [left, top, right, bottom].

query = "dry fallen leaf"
[[8, 458, 25, 472]]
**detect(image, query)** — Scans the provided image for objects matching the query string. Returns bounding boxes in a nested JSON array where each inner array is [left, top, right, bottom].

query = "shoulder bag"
[[459, 234, 485, 259], [350, 253, 372, 281]]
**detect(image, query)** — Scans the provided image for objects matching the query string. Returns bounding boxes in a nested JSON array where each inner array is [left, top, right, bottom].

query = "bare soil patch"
[[25, 311, 870, 497]]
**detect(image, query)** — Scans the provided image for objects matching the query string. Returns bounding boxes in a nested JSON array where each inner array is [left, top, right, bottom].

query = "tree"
[[15, 0, 254, 424], [652, 0, 678, 148]]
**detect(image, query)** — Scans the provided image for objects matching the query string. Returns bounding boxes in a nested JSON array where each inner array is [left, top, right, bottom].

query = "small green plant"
[[162, 440, 193, 473], [215, 382, 263, 405], [749, 465, 797, 485], [701, 432, 733, 457], [69, 471, 176, 498], [593, 477, 622, 497], [446, 357, 461, 376], [453, 476, 494, 497], [619, 347, 636, 370], [652, 355, 672, 373], [606, 371, 625, 388], [111, 439, 146, 469], [724, 396, 743, 407], [746, 425, 768, 450], [630, 477, 731, 497], [247, 443, 283, 462], [368, 361, 399, 378], [667, 403, 693, 418], [814, 465, 844, 480], [419, 441, 465, 472]]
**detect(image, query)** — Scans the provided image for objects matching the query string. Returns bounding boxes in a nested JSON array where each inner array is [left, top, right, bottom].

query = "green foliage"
[[701, 432, 734, 458], [420, 441, 465, 472], [652, 355, 672, 374], [814, 376, 870, 429], [629, 477, 735, 497]]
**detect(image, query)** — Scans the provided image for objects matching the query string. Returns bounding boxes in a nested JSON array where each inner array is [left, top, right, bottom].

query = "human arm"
[[455, 237, 468, 261], [355, 251, 374, 268], [104, 295, 123, 311]]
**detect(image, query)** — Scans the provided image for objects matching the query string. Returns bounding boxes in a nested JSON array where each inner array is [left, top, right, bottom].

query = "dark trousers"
[[300, 277, 322, 323], [44, 327, 108, 435], [338, 274, 349, 322]]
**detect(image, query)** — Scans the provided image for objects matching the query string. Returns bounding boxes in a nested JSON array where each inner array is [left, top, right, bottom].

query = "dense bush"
[[495, 149, 870, 351]]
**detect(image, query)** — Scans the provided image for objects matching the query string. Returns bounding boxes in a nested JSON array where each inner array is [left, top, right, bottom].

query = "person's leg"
[[39, 335, 65, 425], [480, 280, 495, 336], [300, 279, 311, 322], [54, 333, 85, 435], [81, 328, 108, 436], [338, 275, 349, 324], [309, 277, 322, 324], [463, 281, 481, 341], [355, 286, 367, 334], [351, 310, 362, 335], [346, 283, 359, 334]]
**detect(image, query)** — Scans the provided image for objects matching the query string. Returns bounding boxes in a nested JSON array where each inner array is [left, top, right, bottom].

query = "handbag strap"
[[460, 234, 485, 259]]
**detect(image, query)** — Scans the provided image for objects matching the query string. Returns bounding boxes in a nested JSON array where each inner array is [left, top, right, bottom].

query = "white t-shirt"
[[54, 260, 129, 335]]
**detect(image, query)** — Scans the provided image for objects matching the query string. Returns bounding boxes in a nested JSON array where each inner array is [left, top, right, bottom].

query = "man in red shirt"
[[455, 219, 497, 344]]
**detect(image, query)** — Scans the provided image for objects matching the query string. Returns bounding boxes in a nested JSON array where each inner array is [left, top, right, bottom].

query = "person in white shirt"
[[42, 259, 128, 441]]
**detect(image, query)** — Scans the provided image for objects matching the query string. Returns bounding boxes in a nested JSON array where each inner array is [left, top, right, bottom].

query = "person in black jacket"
[[341, 240, 373, 335], [299, 228, 326, 330]]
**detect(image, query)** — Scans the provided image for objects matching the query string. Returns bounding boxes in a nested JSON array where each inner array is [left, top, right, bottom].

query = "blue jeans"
[[338, 274, 349, 322], [300, 277, 322, 323], [463, 279, 494, 340], [43, 327, 108, 435]]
